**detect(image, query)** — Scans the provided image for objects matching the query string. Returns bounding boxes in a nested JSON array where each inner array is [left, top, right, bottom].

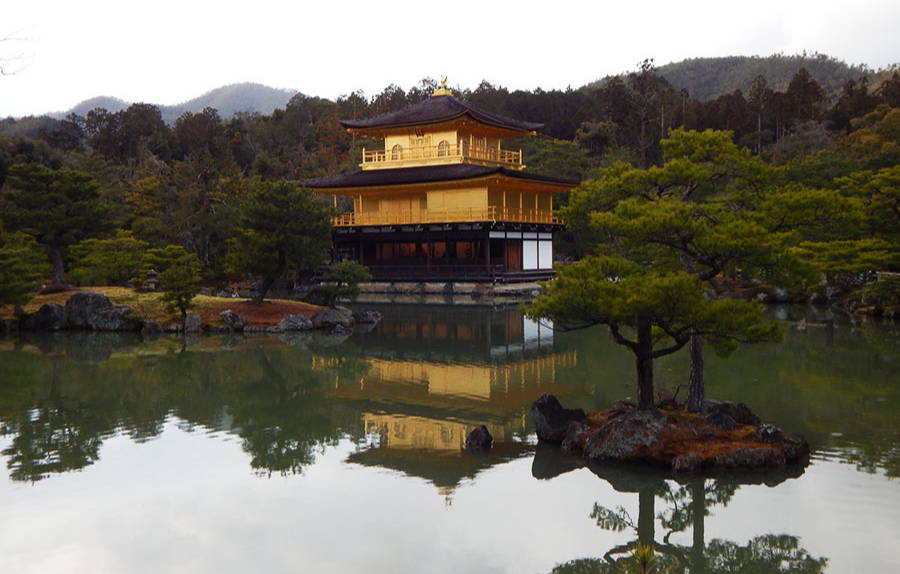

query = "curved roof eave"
[[339, 95, 543, 133]]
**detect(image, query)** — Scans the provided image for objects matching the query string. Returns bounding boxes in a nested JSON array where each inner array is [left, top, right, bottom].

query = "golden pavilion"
[[304, 81, 577, 282]]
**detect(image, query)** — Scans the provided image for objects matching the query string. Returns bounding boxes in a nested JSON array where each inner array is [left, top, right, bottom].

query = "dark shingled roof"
[[304, 164, 578, 189], [341, 95, 543, 132]]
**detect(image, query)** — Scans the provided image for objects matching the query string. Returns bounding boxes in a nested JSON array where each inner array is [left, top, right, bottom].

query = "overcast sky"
[[2, 0, 898, 117]]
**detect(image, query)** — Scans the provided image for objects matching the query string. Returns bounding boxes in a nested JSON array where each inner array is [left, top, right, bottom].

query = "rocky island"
[[531, 394, 809, 472]]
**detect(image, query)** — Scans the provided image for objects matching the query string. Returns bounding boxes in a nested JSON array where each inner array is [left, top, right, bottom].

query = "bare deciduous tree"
[[1, 31, 32, 76]]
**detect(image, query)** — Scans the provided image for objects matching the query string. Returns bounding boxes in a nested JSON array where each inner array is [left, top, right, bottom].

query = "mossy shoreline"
[[0, 286, 323, 331]]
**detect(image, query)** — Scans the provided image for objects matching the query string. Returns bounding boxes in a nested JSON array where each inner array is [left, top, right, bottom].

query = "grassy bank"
[[0, 287, 321, 327]]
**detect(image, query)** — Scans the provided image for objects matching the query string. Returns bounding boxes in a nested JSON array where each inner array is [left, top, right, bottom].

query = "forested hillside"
[[654, 53, 876, 100], [0, 61, 898, 311], [156, 83, 298, 124], [67, 96, 130, 117]]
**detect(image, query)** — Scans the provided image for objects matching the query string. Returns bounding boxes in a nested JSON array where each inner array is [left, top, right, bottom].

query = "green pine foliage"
[[528, 256, 779, 409], [143, 245, 202, 323], [227, 181, 334, 303], [0, 163, 112, 285], [69, 230, 150, 286], [0, 232, 49, 306], [319, 261, 372, 307]]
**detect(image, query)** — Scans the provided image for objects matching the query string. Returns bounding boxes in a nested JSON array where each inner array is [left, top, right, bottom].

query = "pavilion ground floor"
[[331, 221, 560, 282]]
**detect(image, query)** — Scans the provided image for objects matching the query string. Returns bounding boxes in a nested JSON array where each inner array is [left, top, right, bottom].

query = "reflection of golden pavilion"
[[313, 308, 578, 414], [317, 306, 579, 495], [362, 413, 505, 451], [356, 353, 577, 402]]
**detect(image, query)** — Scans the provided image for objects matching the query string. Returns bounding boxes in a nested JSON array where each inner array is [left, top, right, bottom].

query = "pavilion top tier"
[[342, 83, 541, 171]]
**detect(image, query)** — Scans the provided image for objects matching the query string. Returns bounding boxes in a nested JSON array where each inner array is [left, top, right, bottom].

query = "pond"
[[0, 304, 898, 573]]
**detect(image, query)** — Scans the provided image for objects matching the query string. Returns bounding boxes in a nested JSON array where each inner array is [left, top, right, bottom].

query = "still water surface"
[[0, 304, 898, 573]]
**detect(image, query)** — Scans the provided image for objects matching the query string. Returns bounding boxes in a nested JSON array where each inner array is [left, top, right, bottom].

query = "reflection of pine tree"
[[227, 349, 352, 477], [551, 478, 827, 574], [0, 342, 362, 481]]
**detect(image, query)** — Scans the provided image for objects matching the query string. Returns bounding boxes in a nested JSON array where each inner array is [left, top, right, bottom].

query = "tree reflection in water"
[[0, 334, 372, 482], [534, 443, 827, 574], [0, 313, 564, 482]]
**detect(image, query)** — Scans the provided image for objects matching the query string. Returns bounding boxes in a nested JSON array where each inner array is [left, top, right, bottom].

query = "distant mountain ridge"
[[29, 53, 896, 126], [67, 96, 130, 117], [55, 82, 299, 124]]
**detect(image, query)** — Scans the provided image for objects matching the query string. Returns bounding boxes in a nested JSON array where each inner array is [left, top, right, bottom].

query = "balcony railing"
[[332, 206, 560, 227], [361, 144, 523, 169]]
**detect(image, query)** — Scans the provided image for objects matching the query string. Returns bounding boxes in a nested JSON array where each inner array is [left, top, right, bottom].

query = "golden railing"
[[332, 206, 560, 226], [361, 144, 522, 168]]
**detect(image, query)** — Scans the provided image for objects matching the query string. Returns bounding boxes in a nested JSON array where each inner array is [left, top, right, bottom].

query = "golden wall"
[[426, 186, 488, 212]]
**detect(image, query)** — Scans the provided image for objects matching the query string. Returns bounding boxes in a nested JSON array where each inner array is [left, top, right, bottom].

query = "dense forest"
[[0, 58, 898, 311], [653, 53, 881, 100]]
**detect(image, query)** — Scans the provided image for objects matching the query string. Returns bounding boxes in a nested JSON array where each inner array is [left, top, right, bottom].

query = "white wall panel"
[[538, 241, 553, 269], [523, 240, 538, 270]]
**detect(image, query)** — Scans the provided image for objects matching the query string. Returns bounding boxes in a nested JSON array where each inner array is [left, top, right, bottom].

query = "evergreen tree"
[[143, 245, 202, 328], [528, 256, 779, 410], [69, 230, 149, 286], [0, 231, 48, 307], [0, 163, 112, 287], [319, 261, 372, 307], [562, 130, 801, 410], [227, 181, 333, 303]]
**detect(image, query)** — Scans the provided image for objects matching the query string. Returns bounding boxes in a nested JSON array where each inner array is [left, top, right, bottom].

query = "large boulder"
[[530, 394, 587, 443], [583, 410, 667, 462], [31, 303, 66, 331], [63, 292, 140, 331], [311, 307, 354, 330], [278, 314, 313, 332], [465, 425, 493, 450], [219, 310, 244, 331], [91, 306, 142, 331], [352, 309, 382, 325], [65, 291, 113, 329], [560, 421, 593, 456], [702, 400, 761, 426], [757, 423, 784, 443], [713, 447, 785, 469], [330, 324, 354, 336], [705, 411, 738, 431], [781, 433, 810, 462]]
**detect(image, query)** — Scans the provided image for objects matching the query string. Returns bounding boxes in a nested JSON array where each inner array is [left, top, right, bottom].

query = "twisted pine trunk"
[[687, 334, 705, 412], [636, 320, 655, 410], [49, 245, 67, 287], [252, 250, 286, 304]]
